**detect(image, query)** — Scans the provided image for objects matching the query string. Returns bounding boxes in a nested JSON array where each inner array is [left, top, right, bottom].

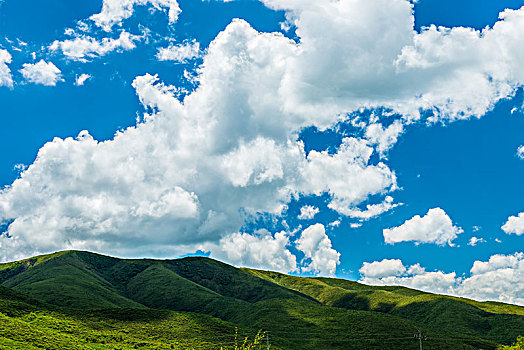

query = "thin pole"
[[266, 331, 270, 350], [417, 330, 423, 350]]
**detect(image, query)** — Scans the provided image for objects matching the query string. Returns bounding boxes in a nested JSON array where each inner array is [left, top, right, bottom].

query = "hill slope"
[[0, 250, 522, 349], [247, 269, 524, 346], [0, 284, 247, 349]]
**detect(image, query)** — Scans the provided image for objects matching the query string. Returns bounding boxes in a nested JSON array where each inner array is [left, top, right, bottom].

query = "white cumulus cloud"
[[360, 252, 524, 305], [214, 230, 297, 273], [296, 224, 340, 276], [91, 0, 181, 31], [365, 121, 404, 157], [301, 138, 397, 214], [360, 260, 457, 295], [5, 0, 524, 268], [19, 60, 63, 86], [383, 208, 463, 246], [0, 49, 13, 88], [209, 223, 340, 275], [257, 0, 524, 123], [0, 20, 395, 262], [360, 259, 406, 279], [457, 253, 524, 305], [502, 212, 524, 236]]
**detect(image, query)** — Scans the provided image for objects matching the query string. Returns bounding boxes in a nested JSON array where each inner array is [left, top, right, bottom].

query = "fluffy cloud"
[[359, 259, 406, 279], [365, 121, 404, 157], [298, 205, 319, 220], [4, 0, 524, 267], [383, 208, 463, 246], [517, 145, 524, 159], [50, 31, 140, 61], [296, 224, 340, 276], [301, 138, 397, 213], [19, 60, 62, 86], [156, 40, 201, 63], [360, 259, 456, 295], [258, 0, 524, 123], [457, 253, 524, 305], [210, 223, 339, 274], [91, 0, 181, 31], [374, 269, 458, 295], [75, 74, 91, 86], [214, 230, 297, 273], [468, 236, 486, 246], [502, 212, 524, 235], [0, 21, 394, 262], [190, 0, 524, 124], [220, 137, 289, 189], [360, 253, 524, 305], [0, 49, 13, 88]]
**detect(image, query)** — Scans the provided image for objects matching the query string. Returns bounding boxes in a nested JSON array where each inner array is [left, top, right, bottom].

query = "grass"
[[0, 288, 253, 349], [0, 250, 522, 349]]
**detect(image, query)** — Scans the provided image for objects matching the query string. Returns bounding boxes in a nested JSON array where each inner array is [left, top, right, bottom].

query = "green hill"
[[247, 269, 524, 346], [0, 250, 522, 349]]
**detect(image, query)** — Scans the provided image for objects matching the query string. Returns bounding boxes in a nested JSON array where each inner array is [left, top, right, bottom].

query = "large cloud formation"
[[1, 0, 524, 280]]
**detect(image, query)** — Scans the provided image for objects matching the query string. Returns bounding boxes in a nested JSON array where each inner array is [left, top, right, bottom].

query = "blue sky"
[[0, 0, 523, 304]]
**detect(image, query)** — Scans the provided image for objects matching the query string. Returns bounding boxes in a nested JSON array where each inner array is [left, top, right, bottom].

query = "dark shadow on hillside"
[[0, 258, 37, 283], [68, 307, 173, 322], [374, 301, 396, 313], [392, 298, 524, 347], [331, 293, 370, 311]]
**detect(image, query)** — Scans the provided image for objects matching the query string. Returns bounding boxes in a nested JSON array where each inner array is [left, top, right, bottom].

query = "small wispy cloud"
[[75, 74, 91, 86], [298, 205, 319, 220], [468, 236, 486, 246], [517, 145, 524, 160], [156, 40, 201, 63]]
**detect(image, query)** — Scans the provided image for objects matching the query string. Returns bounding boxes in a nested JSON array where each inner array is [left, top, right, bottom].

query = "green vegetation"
[[0, 250, 522, 349], [219, 330, 268, 350], [498, 336, 524, 350], [246, 269, 524, 346]]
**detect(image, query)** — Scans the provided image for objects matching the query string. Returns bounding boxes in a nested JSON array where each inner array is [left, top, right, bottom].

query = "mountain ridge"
[[0, 250, 522, 349]]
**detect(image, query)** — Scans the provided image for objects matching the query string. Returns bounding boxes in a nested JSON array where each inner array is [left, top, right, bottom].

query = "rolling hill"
[[0, 250, 522, 349]]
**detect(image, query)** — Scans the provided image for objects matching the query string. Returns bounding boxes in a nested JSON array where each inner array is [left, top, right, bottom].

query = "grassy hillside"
[[0, 285, 252, 349], [0, 250, 522, 349], [247, 269, 524, 346]]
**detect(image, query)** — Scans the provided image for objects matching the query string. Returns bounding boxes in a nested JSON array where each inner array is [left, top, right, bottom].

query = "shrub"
[[498, 336, 524, 350]]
